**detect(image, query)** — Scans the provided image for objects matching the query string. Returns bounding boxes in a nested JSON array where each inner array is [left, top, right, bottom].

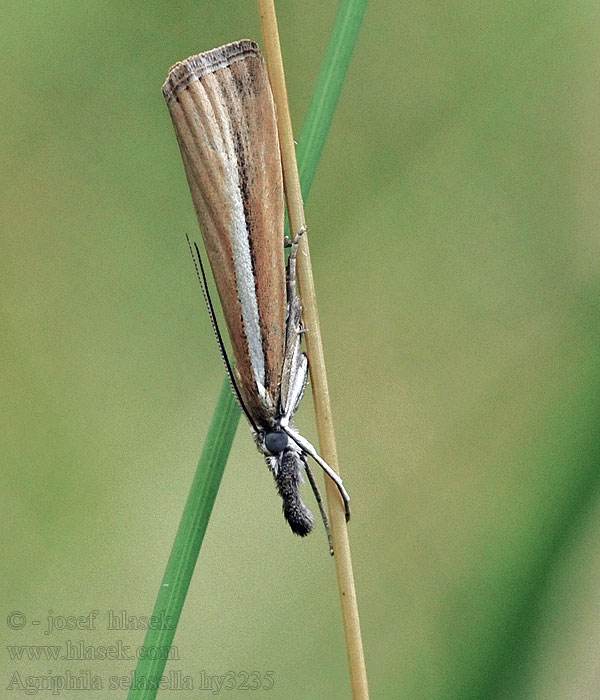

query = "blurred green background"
[[3, 2, 600, 699]]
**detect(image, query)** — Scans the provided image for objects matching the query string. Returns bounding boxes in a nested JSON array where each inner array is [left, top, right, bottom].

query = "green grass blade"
[[127, 2, 367, 696], [297, 0, 368, 199], [126, 380, 238, 700]]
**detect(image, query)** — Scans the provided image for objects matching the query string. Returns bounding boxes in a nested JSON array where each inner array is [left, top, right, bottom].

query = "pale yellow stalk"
[[257, 2, 370, 698]]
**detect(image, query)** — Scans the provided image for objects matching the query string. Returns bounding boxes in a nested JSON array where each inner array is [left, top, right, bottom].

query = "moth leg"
[[280, 351, 307, 425], [284, 224, 307, 250], [279, 226, 307, 416], [283, 426, 351, 522], [304, 462, 334, 555]]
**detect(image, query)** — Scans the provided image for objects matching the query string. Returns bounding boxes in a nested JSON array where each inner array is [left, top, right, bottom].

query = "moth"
[[162, 40, 350, 542]]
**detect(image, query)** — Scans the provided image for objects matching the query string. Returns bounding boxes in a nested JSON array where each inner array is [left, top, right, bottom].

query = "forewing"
[[163, 40, 286, 424]]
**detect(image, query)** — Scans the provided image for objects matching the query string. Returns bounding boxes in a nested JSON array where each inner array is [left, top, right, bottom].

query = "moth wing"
[[164, 41, 286, 423]]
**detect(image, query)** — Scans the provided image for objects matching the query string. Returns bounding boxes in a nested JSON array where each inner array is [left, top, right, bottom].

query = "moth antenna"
[[186, 234, 259, 434]]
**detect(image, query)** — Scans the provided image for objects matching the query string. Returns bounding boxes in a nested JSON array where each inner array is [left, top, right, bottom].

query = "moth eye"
[[265, 430, 288, 454]]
